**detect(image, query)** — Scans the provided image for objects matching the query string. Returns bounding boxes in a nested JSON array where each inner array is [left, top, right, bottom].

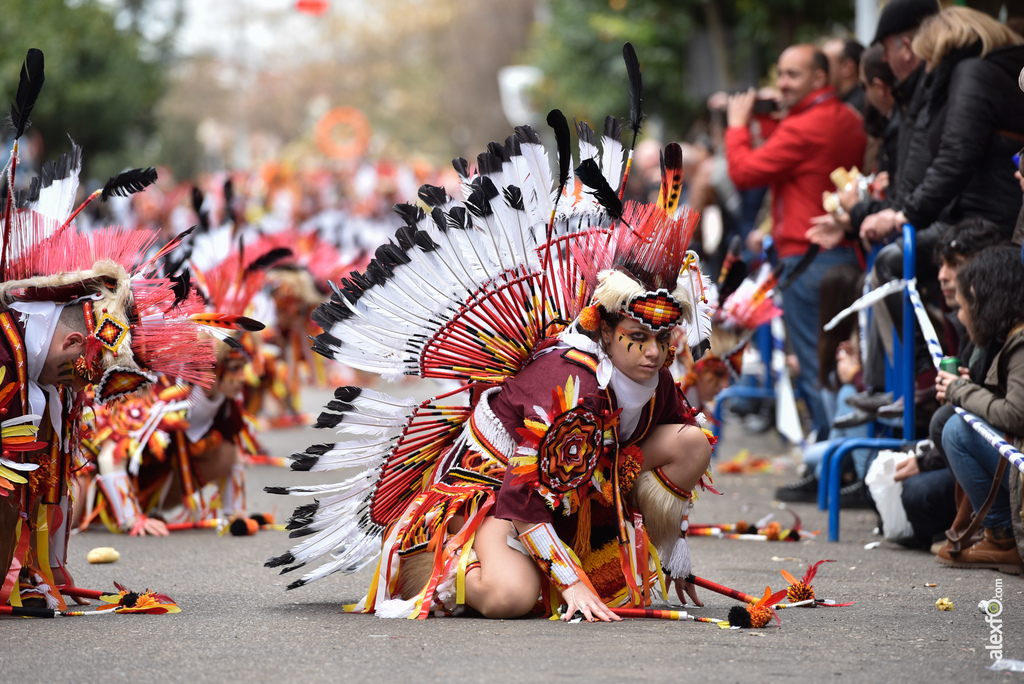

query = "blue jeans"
[[802, 384, 873, 479], [942, 413, 1011, 529], [780, 247, 860, 440]]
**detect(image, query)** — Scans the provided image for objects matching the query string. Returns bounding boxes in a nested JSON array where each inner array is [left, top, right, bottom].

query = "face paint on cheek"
[[626, 342, 633, 352]]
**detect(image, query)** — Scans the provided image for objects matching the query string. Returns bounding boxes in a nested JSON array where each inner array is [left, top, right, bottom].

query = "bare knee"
[[645, 424, 713, 491], [474, 581, 539, 619]]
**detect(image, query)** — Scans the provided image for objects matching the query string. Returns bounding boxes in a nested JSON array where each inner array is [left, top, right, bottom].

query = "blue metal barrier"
[[818, 224, 916, 541], [711, 322, 775, 443]]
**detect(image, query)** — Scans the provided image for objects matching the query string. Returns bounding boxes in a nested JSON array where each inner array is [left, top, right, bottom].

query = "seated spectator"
[[895, 218, 1008, 548], [725, 44, 866, 441], [843, 5, 1024, 423], [936, 246, 1024, 574]]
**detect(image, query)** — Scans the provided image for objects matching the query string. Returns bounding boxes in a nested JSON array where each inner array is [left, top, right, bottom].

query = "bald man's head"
[[777, 44, 830, 109]]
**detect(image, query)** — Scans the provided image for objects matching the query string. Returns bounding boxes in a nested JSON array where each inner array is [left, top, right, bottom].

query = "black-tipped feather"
[[334, 386, 362, 402], [393, 202, 424, 227], [246, 247, 293, 273], [101, 167, 158, 201], [417, 184, 449, 208], [452, 157, 471, 180], [264, 486, 290, 496], [575, 119, 594, 146], [477, 151, 503, 176], [170, 269, 191, 308], [623, 42, 644, 146], [546, 109, 571, 198], [264, 552, 295, 568], [191, 186, 209, 231], [223, 177, 235, 224], [575, 158, 623, 220], [603, 115, 621, 142], [7, 49, 44, 139]]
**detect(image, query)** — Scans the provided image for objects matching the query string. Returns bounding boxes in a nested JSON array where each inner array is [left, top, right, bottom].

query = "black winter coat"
[[899, 43, 1024, 235], [849, 63, 929, 232]]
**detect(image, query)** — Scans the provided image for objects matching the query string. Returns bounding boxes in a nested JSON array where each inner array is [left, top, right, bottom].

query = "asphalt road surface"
[[3, 382, 1022, 683]]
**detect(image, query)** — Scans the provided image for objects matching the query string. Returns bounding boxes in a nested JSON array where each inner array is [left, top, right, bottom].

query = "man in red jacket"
[[725, 44, 867, 439]]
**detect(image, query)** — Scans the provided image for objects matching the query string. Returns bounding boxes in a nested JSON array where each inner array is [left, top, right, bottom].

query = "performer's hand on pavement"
[[674, 576, 703, 607], [893, 457, 920, 482], [561, 581, 621, 622], [726, 88, 757, 129], [130, 516, 170, 537], [807, 214, 847, 250]]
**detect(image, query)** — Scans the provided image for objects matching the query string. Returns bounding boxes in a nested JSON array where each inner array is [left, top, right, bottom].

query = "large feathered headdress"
[[573, 201, 700, 333], [0, 49, 218, 402]]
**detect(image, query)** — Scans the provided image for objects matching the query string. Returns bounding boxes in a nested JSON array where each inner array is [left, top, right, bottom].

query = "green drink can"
[[940, 356, 960, 374]]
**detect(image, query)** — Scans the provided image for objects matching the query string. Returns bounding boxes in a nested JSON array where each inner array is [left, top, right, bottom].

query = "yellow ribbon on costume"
[[455, 531, 476, 606]]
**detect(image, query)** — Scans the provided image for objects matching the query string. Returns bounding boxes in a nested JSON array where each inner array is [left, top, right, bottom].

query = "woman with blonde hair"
[[913, 5, 1022, 67], [883, 5, 1024, 238]]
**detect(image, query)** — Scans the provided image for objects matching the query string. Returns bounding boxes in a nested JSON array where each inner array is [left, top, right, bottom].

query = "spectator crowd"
[[654, 0, 1024, 576]]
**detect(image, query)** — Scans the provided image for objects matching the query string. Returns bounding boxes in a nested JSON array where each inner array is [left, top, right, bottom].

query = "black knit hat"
[[871, 0, 940, 45]]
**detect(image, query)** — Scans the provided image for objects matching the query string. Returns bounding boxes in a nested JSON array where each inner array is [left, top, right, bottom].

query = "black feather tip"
[[623, 42, 644, 144], [546, 109, 571, 193], [246, 247, 293, 273], [170, 269, 191, 308], [7, 48, 44, 139], [334, 386, 362, 402], [264, 552, 295, 568], [101, 167, 158, 201], [575, 158, 623, 220]]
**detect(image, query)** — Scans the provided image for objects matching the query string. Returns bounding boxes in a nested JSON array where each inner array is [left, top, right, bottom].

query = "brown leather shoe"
[[936, 528, 1024, 575]]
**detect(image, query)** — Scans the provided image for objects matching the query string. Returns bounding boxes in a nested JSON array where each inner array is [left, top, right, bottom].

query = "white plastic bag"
[[864, 449, 916, 541]]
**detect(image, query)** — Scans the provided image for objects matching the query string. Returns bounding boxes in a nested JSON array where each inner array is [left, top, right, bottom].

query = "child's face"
[[601, 318, 670, 384]]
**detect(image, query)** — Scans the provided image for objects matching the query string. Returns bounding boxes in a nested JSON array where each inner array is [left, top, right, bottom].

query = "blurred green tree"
[[529, 0, 854, 140], [0, 0, 166, 178]]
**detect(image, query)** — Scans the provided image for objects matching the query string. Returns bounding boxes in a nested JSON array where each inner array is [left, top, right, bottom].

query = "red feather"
[[802, 559, 835, 585]]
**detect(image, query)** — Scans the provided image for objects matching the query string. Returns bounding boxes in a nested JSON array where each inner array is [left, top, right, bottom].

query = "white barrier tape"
[[953, 407, 1024, 477], [905, 278, 945, 370]]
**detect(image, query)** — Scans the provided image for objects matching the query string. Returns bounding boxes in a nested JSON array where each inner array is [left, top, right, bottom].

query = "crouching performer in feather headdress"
[[266, 44, 717, 620], [0, 48, 221, 607], [78, 241, 271, 533]]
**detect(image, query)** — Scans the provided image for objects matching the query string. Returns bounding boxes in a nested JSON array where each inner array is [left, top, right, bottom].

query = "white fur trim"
[[376, 597, 420, 619], [664, 536, 691, 578], [466, 387, 516, 462]]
